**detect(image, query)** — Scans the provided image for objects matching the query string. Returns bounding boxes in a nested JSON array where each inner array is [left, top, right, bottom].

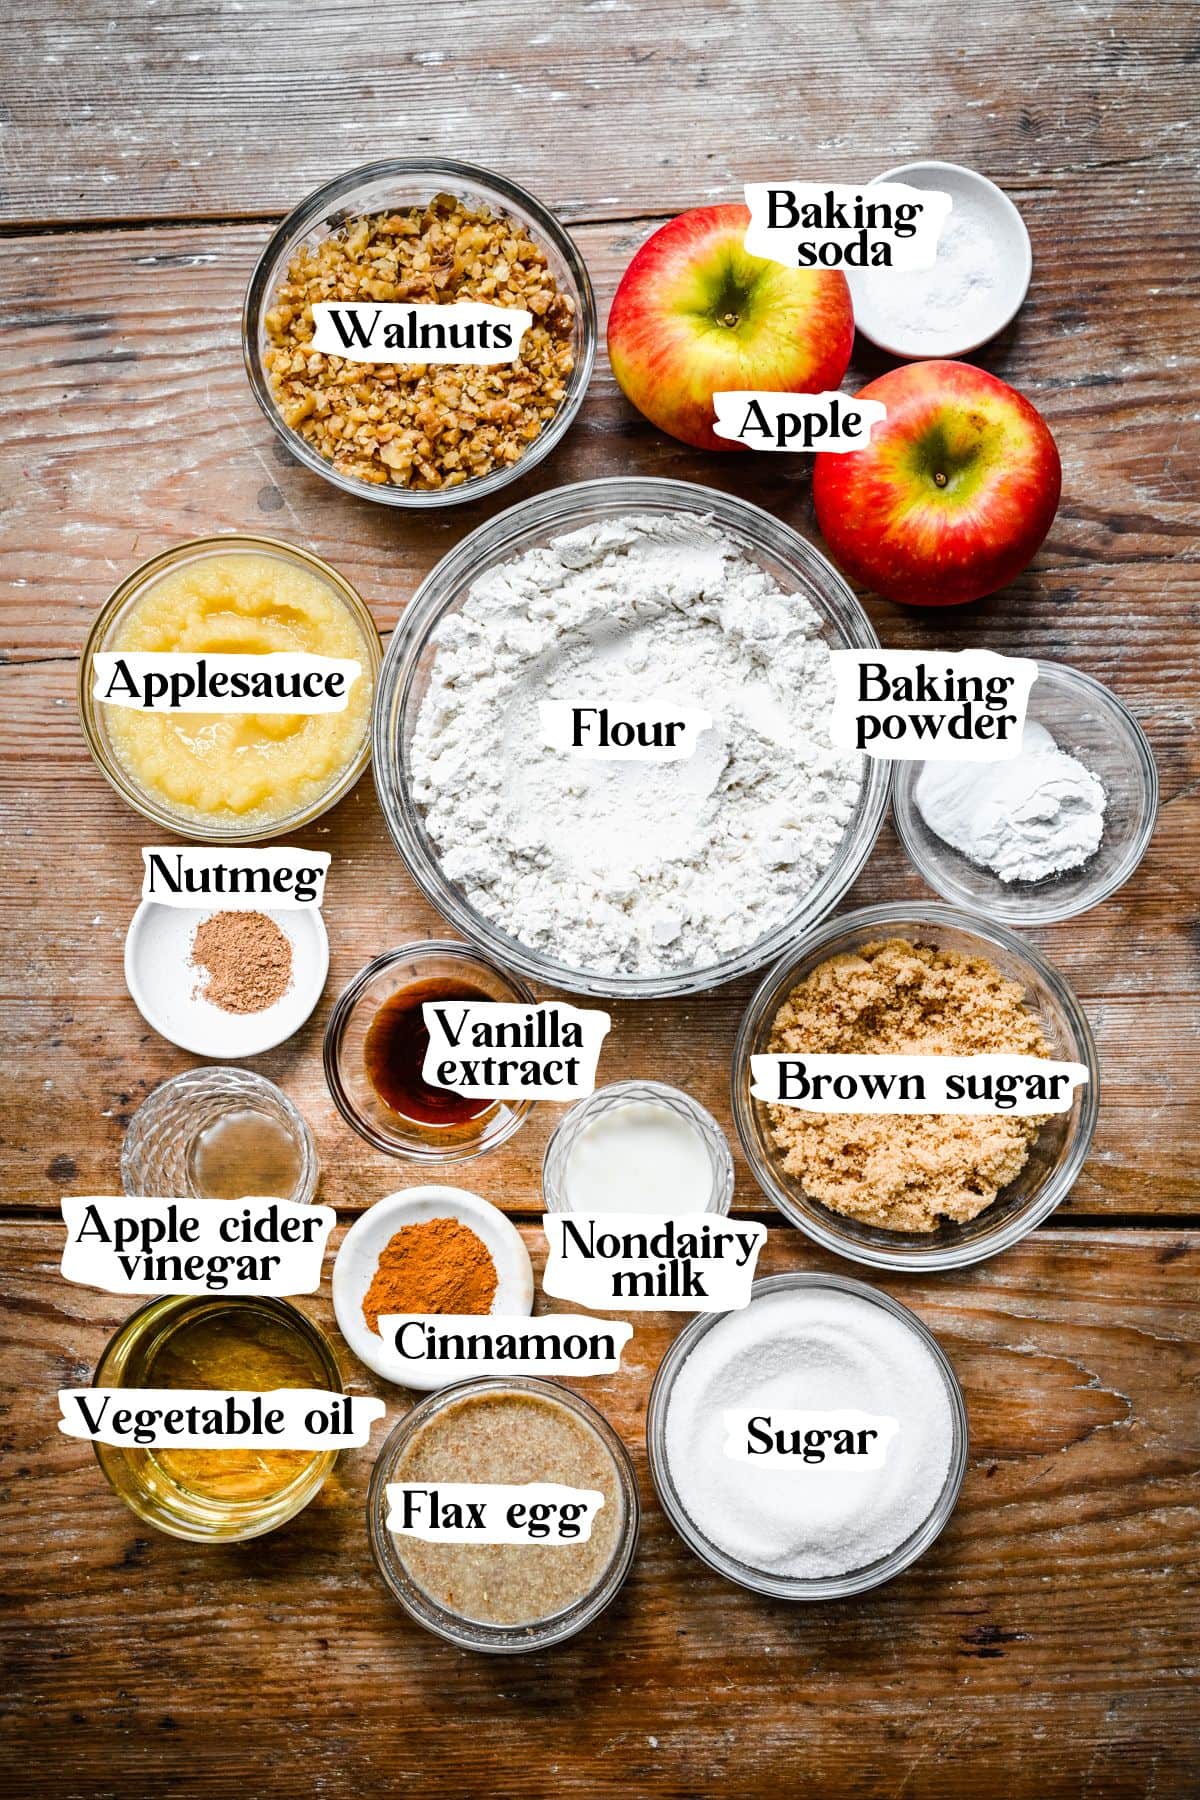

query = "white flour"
[[915, 721, 1107, 883], [411, 514, 862, 976]]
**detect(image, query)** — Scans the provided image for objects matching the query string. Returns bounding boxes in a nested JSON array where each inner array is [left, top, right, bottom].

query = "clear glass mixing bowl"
[[373, 477, 891, 999], [242, 158, 595, 509], [732, 902, 1099, 1272]]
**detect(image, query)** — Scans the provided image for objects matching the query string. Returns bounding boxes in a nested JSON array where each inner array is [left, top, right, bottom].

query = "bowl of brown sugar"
[[732, 903, 1098, 1271]]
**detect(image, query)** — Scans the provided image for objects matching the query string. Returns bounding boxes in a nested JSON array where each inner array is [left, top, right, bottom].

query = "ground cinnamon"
[[362, 1216, 498, 1334]]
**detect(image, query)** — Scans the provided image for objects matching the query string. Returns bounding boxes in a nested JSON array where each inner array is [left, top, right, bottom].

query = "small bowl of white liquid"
[[542, 1079, 734, 1216]]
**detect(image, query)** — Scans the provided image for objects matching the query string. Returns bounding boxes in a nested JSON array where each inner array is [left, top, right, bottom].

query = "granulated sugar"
[[663, 1284, 955, 1580], [411, 515, 862, 976]]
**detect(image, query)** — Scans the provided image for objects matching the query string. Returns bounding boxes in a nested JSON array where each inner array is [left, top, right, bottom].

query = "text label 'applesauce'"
[[141, 847, 331, 909], [713, 391, 887, 453], [93, 653, 361, 713], [829, 650, 1038, 757], [744, 183, 952, 270], [309, 302, 533, 365]]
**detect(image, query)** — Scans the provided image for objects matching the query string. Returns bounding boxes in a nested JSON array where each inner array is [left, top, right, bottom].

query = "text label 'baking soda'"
[[141, 847, 331, 909], [542, 1214, 766, 1312], [829, 650, 1038, 758], [60, 1196, 337, 1297], [378, 1313, 634, 1379], [385, 1483, 605, 1545], [58, 1388, 386, 1449], [310, 302, 533, 365], [723, 1410, 899, 1467], [713, 391, 887, 453], [744, 182, 952, 271], [422, 1001, 611, 1100], [93, 653, 361, 713], [751, 1054, 1090, 1115], [539, 701, 712, 762]]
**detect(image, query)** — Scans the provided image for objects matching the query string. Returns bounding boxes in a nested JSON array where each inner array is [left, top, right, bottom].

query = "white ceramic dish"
[[124, 901, 329, 1057], [848, 160, 1032, 359], [332, 1185, 535, 1389]]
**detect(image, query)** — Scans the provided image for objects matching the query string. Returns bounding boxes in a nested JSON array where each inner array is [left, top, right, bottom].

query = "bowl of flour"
[[373, 478, 889, 997]]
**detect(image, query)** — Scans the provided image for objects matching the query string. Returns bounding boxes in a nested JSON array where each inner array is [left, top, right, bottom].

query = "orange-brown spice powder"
[[362, 1216, 498, 1334]]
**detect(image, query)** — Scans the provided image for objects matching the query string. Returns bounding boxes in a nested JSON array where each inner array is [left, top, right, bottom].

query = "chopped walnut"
[[262, 195, 577, 492]]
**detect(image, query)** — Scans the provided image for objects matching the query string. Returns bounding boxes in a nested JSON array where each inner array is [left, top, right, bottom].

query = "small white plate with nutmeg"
[[124, 900, 329, 1057]]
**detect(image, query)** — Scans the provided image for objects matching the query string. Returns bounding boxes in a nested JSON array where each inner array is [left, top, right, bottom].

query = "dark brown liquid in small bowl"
[[363, 978, 495, 1127]]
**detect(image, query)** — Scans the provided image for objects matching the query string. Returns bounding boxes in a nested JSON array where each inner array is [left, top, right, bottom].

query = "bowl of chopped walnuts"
[[243, 159, 596, 507]]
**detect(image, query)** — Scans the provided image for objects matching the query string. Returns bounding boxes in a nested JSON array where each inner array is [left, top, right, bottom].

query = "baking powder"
[[411, 515, 862, 976], [914, 721, 1106, 883]]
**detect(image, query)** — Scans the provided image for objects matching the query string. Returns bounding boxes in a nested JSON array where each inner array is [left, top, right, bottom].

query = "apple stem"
[[933, 471, 948, 487]]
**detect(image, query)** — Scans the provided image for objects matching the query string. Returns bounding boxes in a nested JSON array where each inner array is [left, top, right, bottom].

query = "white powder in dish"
[[856, 196, 1006, 351], [915, 721, 1107, 883], [663, 1286, 955, 1580], [410, 515, 862, 976]]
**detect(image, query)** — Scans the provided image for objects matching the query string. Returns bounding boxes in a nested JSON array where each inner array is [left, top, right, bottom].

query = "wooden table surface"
[[2, 4, 1197, 1796]]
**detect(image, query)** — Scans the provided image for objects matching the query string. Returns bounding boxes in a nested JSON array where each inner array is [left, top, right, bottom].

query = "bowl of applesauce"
[[80, 535, 381, 842]]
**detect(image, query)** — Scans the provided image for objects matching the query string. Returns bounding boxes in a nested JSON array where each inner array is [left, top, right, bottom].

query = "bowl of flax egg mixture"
[[732, 902, 1098, 1272], [80, 535, 380, 842], [374, 476, 890, 999], [368, 1376, 639, 1651]]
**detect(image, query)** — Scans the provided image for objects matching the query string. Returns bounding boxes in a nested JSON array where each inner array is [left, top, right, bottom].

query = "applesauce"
[[93, 540, 378, 837]]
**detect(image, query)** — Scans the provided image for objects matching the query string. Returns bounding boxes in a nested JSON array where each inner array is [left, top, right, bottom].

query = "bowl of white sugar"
[[373, 477, 890, 999], [646, 1273, 969, 1599], [892, 662, 1158, 924]]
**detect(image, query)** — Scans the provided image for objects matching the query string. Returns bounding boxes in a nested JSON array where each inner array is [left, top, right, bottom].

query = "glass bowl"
[[323, 939, 537, 1162], [646, 1271, 969, 1599], [78, 534, 381, 843], [242, 158, 596, 509], [732, 902, 1099, 1272], [367, 1376, 640, 1652], [121, 1067, 319, 1204], [892, 661, 1158, 924], [91, 1295, 344, 1542], [373, 477, 891, 999], [542, 1079, 735, 1215]]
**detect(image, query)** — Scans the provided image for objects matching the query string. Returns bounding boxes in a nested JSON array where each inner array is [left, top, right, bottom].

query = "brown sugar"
[[767, 937, 1050, 1234]]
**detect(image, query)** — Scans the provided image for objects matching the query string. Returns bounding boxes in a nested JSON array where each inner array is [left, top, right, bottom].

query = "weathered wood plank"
[[0, 219, 1194, 1219], [1, 0, 1197, 229], [1, 763, 1195, 1218], [2, 1223, 1196, 1798]]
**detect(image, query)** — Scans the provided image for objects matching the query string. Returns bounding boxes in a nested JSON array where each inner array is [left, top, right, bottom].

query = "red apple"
[[812, 361, 1061, 606], [607, 204, 853, 452]]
